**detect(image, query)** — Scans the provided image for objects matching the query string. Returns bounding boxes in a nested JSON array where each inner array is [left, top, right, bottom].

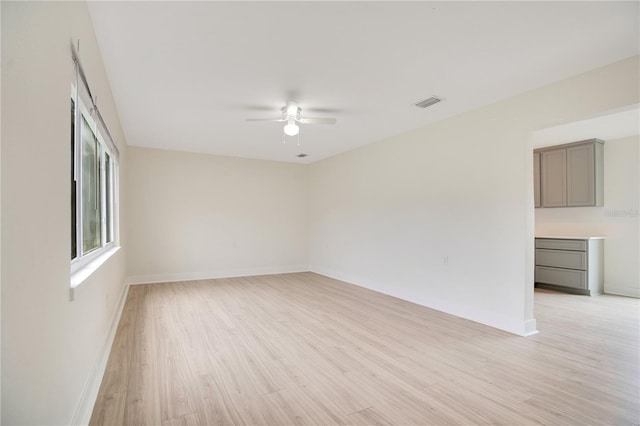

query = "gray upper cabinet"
[[567, 142, 604, 206], [541, 148, 567, 207], [535, 139, 604, 208]]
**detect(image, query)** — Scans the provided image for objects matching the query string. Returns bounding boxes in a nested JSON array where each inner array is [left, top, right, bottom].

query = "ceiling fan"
[[246, 101, 336, 137]]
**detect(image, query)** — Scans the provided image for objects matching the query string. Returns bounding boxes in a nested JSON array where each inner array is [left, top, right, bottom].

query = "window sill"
[[70, 246, 121, 288]]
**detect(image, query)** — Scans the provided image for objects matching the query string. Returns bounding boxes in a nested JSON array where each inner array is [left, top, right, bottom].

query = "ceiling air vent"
[[297, 153, 308, 158], [413, 96, 443, 109]]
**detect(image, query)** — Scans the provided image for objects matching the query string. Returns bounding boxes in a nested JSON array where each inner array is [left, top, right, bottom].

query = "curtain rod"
[[71, 41, 120, 159]]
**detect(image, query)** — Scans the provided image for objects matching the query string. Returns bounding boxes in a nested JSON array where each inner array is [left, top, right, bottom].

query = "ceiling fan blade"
[[298, 117, 337, 125], [246, 118, 285, 122]]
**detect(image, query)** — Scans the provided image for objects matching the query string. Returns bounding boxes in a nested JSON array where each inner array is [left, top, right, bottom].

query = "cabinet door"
[[533, 152, 541, 208], [567, 143, 595, 206], [541, 149, 566, 207]]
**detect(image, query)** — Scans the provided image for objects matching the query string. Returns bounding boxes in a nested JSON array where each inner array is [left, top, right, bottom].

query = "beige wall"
[[126, 147, 309, 283], [536, 135, 640, 297], [308, 56, 639, 335], [1, 2, 128, 424]]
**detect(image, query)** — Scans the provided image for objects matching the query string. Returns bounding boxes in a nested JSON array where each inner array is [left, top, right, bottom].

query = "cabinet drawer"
[[535, 249, 587, 270], [535, 266, 587, 289], [535, 239, 587, 251]]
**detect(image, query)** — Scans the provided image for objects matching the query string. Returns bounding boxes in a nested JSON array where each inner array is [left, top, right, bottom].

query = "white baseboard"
[[604, 285, 640, 299], [126, 265, 310, 285], [311, 266, 538, 337], [70, 283, 130, 426], [523, 319, 539, 336]]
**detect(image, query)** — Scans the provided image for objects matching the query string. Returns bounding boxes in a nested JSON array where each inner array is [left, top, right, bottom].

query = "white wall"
[[126, 147, 309, 283], [0, 2, 3, 419], [308, 56, 639, 336], [1, 2, 128, 425], [536, 135, 639, 297], [0, 1, 3, 420]]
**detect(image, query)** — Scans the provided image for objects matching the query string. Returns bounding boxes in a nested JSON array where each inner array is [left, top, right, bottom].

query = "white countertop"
[[535, 236, 605, 240]]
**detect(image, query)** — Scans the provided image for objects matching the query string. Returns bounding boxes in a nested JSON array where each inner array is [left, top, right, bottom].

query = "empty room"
[[1, 1, 639, 425]]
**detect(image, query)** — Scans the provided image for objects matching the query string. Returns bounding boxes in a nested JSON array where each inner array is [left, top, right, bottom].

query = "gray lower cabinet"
[[534, 237, 604, 296], [535, 139, 604, 208]]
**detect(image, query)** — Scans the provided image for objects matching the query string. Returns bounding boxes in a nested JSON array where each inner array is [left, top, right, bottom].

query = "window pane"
[[105, 153, 112, 243], [81, 116, 101, 253], [71, 98, 77, 259]]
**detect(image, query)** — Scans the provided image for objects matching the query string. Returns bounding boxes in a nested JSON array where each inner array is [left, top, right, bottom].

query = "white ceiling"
[[531, 105, 640, 149], [87, 1, 639, 164]]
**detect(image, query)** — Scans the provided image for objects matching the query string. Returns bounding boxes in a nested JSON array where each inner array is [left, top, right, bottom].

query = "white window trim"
[[71, 247, 121, 289], [70, 83, 120, 285]]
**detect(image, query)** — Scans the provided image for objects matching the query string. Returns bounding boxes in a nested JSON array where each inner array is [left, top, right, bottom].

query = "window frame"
[[71, 83, 118, 275]]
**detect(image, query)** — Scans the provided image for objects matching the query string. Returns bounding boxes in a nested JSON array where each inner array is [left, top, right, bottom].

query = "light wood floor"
[[90, 272, 640, 425]]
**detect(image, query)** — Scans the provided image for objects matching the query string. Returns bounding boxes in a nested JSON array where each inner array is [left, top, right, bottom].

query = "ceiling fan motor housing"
[[283, 101, 301, 121]]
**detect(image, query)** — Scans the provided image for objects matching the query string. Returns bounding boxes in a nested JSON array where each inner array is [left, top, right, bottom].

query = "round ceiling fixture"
[[284, 119, 299, 136]]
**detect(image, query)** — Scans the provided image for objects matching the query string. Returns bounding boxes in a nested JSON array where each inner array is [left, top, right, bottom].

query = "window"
[[105, 152, 113, 244], [71, 98, 77, 259], [71, 83, 118, 269]]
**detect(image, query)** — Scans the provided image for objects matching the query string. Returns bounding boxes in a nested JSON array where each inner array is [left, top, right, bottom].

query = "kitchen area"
[[532, 107, 639, 298]]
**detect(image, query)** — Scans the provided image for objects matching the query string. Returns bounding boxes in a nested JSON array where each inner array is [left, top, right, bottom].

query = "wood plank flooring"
[[90, 272, 640, 425]]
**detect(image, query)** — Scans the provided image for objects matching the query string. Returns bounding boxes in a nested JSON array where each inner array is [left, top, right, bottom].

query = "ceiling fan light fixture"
[[248, 101, 335, 140], [284, 122, 299, 136], [286, 102, 299, 117]]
